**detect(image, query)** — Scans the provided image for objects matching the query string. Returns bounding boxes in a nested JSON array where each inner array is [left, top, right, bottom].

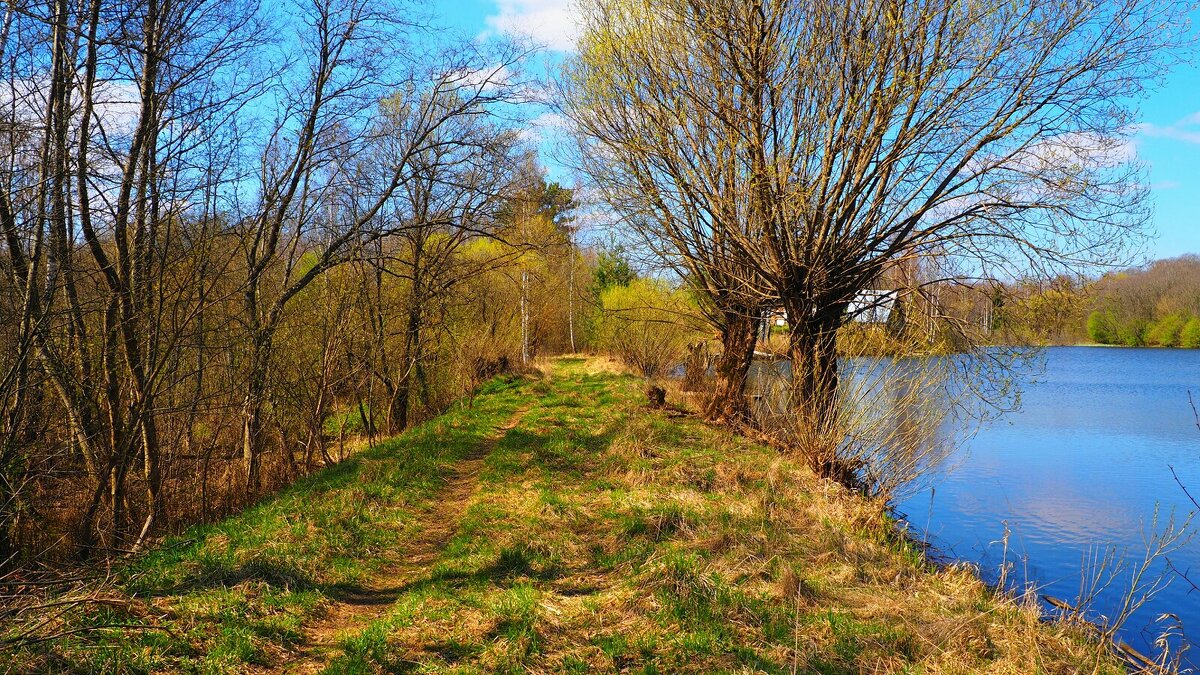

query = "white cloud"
[[520, 111, 570, 142], [450, 63, 515, 92], [1178, 111, 1200, 126], [973, 132, 1137, 177], [484, 0, 580, 52], [1137, 120, 1200, 145], [0, 78, 140, 136]]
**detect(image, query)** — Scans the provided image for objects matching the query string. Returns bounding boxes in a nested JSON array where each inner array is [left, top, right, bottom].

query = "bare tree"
[[232, 0, 529, 489], [564, 3, 777, 424], [567, 0, 1187, 453], [0, 0, 559, 564], [0, 0, 267, 553], [363, 92, 520, 433]]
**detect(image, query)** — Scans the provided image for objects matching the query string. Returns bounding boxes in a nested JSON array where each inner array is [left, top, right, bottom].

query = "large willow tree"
[[566, 0, 1187, 443]]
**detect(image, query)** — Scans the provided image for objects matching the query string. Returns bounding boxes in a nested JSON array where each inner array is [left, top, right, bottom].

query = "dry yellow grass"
[[310, 356, 1123, 673], [6, 356, 1127, 673]]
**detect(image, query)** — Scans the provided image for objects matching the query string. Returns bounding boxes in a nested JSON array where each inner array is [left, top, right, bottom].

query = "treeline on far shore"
[[994, 255, 1200, 348]]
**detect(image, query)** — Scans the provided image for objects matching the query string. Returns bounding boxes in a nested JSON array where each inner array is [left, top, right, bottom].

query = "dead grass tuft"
[[567, 352, 632, 376]]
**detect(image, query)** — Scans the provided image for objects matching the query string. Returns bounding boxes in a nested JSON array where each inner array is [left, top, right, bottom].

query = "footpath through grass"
[[6, 357, 1119, 673]]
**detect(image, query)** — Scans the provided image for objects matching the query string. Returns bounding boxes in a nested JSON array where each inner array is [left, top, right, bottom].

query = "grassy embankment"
[[5, 356, 1120, 673]]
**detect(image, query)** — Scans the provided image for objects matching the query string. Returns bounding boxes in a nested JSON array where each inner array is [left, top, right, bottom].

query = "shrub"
[[324, 405, 371, 436], [1086, 310, 1117, 345], [1181, 317, 1200, 349], [593, 279, 701, 377], [1115, 317, 1148, 347], [1145, 313, 1189, 347]]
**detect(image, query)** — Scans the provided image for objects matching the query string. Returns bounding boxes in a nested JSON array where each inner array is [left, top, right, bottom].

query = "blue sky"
[[1136, 41, 1200, 260], [436, 1, 1200, 260]]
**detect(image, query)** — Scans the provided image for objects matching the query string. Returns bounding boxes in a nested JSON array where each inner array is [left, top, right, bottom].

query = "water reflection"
[[747, 347, 1200, 660], [747, 353, 997, 498], [890, 347, 1200, 661]]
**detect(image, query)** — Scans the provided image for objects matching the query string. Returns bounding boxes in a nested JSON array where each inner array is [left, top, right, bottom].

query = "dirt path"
[[277, 407, 529, 674]]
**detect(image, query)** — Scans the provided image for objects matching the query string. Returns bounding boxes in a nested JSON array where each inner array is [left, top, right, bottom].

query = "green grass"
[[5, 360, 1123, 674], [6, 375, 532, 674], [322, 404, 373, 436]]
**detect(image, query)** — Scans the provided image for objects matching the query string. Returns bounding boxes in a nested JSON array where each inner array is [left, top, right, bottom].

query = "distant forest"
[[994, 255, 1200, 347]]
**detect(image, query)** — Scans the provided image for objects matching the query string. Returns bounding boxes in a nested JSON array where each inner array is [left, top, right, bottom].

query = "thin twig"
[[1165, 558, 1200, 594], [1168, 465, 1199, 512]]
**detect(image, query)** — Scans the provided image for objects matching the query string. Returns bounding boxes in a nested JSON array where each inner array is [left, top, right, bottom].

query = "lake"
[[892, 346, 1200, 661]]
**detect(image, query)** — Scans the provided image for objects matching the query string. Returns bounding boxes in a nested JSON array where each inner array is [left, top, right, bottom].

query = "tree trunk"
[[391, 290, 424, 434], [704, 308, 758, 425], [0, 444, 20, 564], [389, 378, 410, 435], [242, 393, 263, 494], [788, 321, 840, 432], [76, 463, 110, 557], [568, 247, 576, 353], [681, 342, 707, 392], [133, 402, 162, 547], [786, 312, 852, 484], [110, 448, 133, 548], [520, 268, 529, 365], [242, 339, 269, 493]]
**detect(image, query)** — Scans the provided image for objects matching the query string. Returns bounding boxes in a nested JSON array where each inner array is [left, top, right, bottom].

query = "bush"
[[593, 279, 701, 377], [1181, 317, 1200, 349], [1145, 313, 1189, 347], [1086, 310, 1117, 344], [1115, 317, 1148, 347]]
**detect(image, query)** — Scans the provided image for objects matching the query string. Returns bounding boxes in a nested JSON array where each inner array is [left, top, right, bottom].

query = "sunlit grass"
[[6, 360, 1122, 674]]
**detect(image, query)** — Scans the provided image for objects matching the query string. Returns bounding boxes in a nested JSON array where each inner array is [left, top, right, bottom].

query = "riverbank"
[[4, 356, 1122, 673]]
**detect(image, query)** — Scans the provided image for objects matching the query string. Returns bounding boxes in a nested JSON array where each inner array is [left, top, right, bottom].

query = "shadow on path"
[[274, 406, 530, 675]]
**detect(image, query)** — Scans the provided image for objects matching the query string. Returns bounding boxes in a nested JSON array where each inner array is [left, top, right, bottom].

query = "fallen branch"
[[1042, 594, 1180, 674]]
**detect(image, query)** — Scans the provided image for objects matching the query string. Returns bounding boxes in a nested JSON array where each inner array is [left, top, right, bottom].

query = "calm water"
[[895, 347, 1200, 659]]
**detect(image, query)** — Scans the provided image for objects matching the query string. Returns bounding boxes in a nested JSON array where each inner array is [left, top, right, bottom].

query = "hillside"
[[5, 357, 1119, 674]]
